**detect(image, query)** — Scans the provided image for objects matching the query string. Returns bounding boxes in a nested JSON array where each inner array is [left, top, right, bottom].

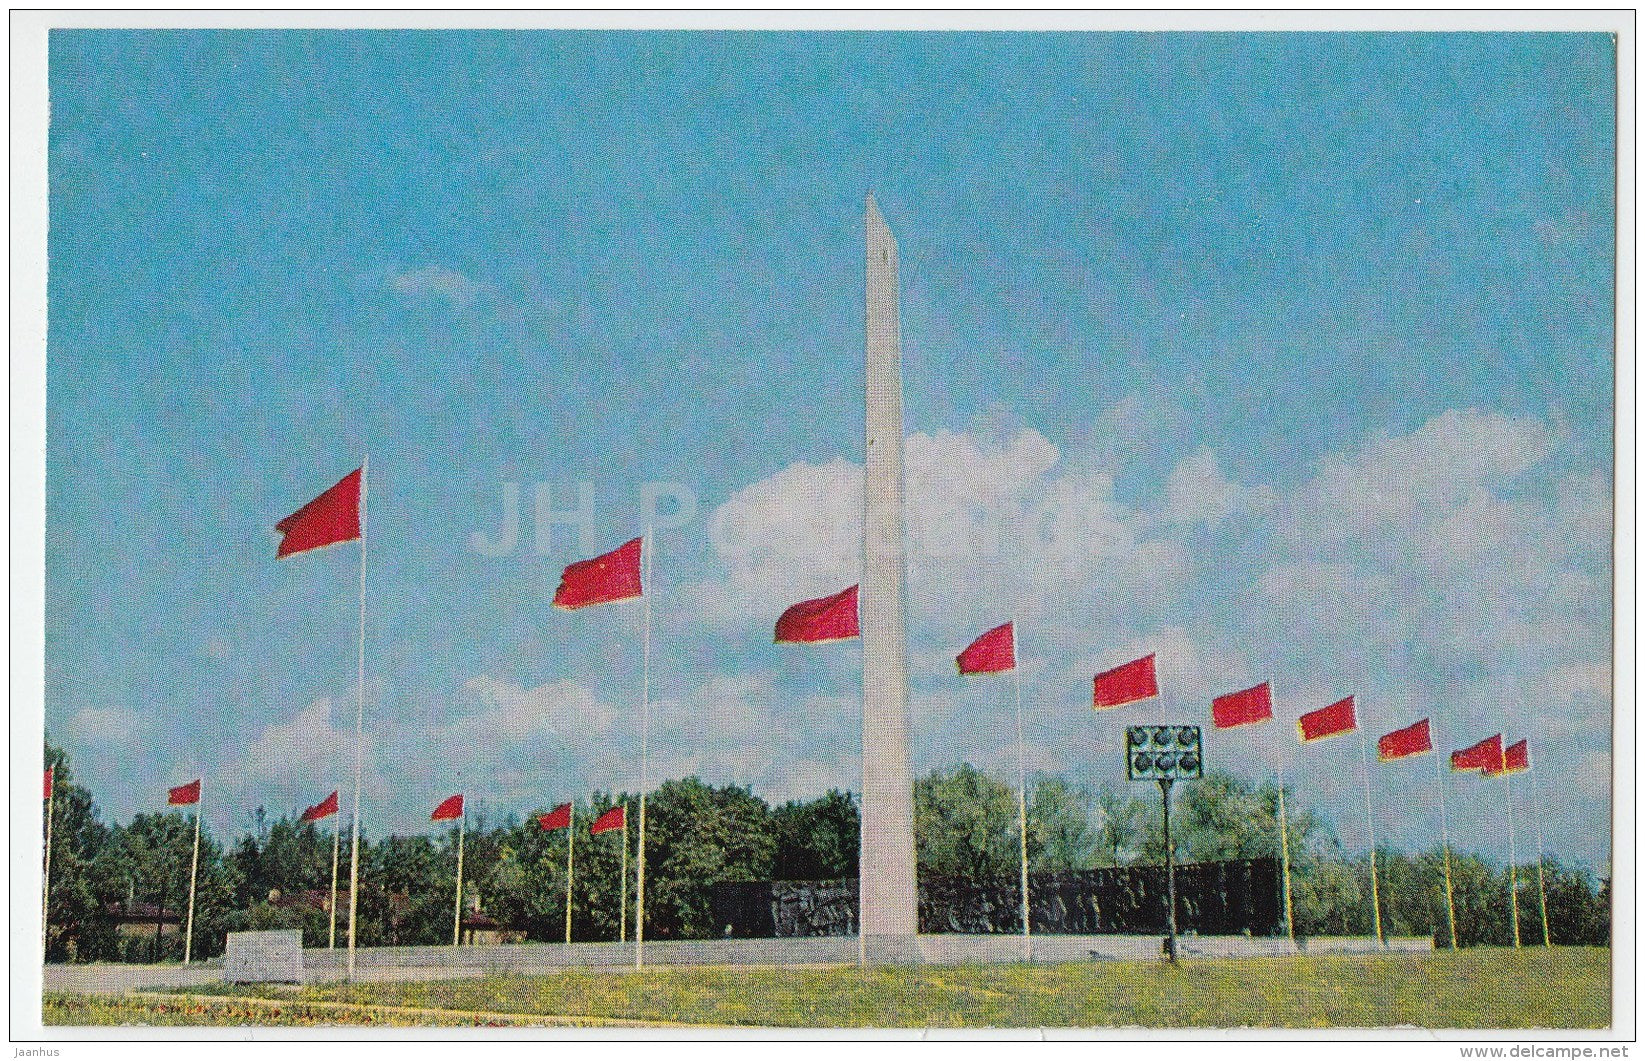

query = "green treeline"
[[42, 745, 1609, 962]]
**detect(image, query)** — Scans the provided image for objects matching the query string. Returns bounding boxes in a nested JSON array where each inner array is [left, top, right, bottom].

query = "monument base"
[[860, 933, 922, 965]]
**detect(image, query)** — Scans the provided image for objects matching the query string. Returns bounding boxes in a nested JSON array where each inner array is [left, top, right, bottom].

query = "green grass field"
[[45, 947, 1610, 1029]]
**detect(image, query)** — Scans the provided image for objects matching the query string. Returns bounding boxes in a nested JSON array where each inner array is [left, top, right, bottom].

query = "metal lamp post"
[[1127, 725, 1203, 963]]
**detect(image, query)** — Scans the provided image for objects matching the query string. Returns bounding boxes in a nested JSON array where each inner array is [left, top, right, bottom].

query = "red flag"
[[539, 802, 572, 831], [590, 805, 626, 834], [1093, 654, 1158, 709], [1451, 734, 1502, 773], [957, 623, 1015, 675], [44, 766, 53, 800], [168, 780, 201, 806], [1377, 718, 1433, 761], [1212, 682, 1273, 729], [553, 538, 643, 609], [300, 791, 340, 822], [276, 468, 363, 559], [774, 585, 860, 644], [1484, 738, 1530, 777], [1298, 696, 1357, 743], [431, 794, 465, 821]]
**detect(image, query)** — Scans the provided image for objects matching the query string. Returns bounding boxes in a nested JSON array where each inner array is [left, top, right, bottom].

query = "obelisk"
[[860, 196, 919, 962]]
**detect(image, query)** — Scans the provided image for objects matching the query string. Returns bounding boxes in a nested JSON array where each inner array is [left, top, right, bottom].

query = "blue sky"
[[45, 31, 1615, 869]]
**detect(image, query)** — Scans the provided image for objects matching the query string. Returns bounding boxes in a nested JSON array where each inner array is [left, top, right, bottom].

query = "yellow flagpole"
[[1503, 759, 1522, 948], [184, 784, 202, 964], [451, 807, 465, 947], [42, 770, 54, 957], [565, 804, 575, 945], [1356, 726, 1385, 945], [620, 811, 629, 944], [328, 825, 340, 950], [1274, 742, 1295, 944], [1432, 728, 1460, 949]]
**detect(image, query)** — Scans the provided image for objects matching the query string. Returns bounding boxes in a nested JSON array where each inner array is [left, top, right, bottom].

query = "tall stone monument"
[[860, 196, 919, 962]]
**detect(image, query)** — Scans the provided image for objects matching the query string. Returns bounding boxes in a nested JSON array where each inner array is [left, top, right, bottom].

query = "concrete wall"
[[45, 934, 1433, 992], [298, 933, 1432, 982]]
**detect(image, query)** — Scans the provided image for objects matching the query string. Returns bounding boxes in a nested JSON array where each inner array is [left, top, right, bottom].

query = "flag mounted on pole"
[[1093, 654, 1157, 709], [1451, 735, 1503, 772], [536, 803, 576, 943], [44, 766, 53, 800], [956, 622, 1015, 674], [301, 790, 343, 952], [1484, 739, 1530, 776], [1208, 681, 1288, 940], [275, 469, 363, 559], [956, 619, 1031, 958], [278, 461, 371, 977], [774, 585, 860, 644], [592, 804, 630, 943], [168, 780, 202, 806], [1378, 717, 1456, 947], [429, 794, 466, 947], [553, 538, 643, 609], [165, 780, 204, 963], [556, 535, 654, 965], [1298, 696, 1379, 941], [1212, 682, 1273, 729], [1298, 696, 1357, 743], [1377, 719, 1433, 761], [301, 791, 340, 822], [1459, 734, 1526, 946]]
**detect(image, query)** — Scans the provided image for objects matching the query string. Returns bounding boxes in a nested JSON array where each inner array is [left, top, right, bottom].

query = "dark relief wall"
[[711, 857, 1281, 938]]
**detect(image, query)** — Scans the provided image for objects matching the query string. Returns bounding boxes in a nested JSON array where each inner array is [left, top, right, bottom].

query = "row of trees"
[[41, 743, 1609, 962]]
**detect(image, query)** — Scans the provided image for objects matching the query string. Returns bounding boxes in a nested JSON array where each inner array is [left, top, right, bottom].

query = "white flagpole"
[[1274, 742, 1295, 944], [1010, 623, 1031, 962], [619, 811, 629, 943], [565, 805, 576, 945], [452, 808, 466, 947], [42, 771, 54, 957], [1432, 725, 1460, 949], [347, 454, 369, 980], [1356, 727, 1385, 945], [184, 784, 202, 964], [328, 825, 340, 950], [635, 528, 654, 969]]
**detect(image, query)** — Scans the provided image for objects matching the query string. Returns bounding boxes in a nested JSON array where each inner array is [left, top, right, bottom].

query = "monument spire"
[[860, 195, 918, 961]]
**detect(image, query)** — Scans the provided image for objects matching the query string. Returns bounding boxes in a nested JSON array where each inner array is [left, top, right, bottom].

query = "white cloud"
[[693, 427, 1191, 646], [693, 457, 863, 627], [1280, 409, 1559, 552], [1161, 447, 1273, 527], [458, 676, 615, 746], [238, 697, 352, 787], [63, 706, 143, 745], [1260, 409, 1607, 675], [387, 265, 486, 311]]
